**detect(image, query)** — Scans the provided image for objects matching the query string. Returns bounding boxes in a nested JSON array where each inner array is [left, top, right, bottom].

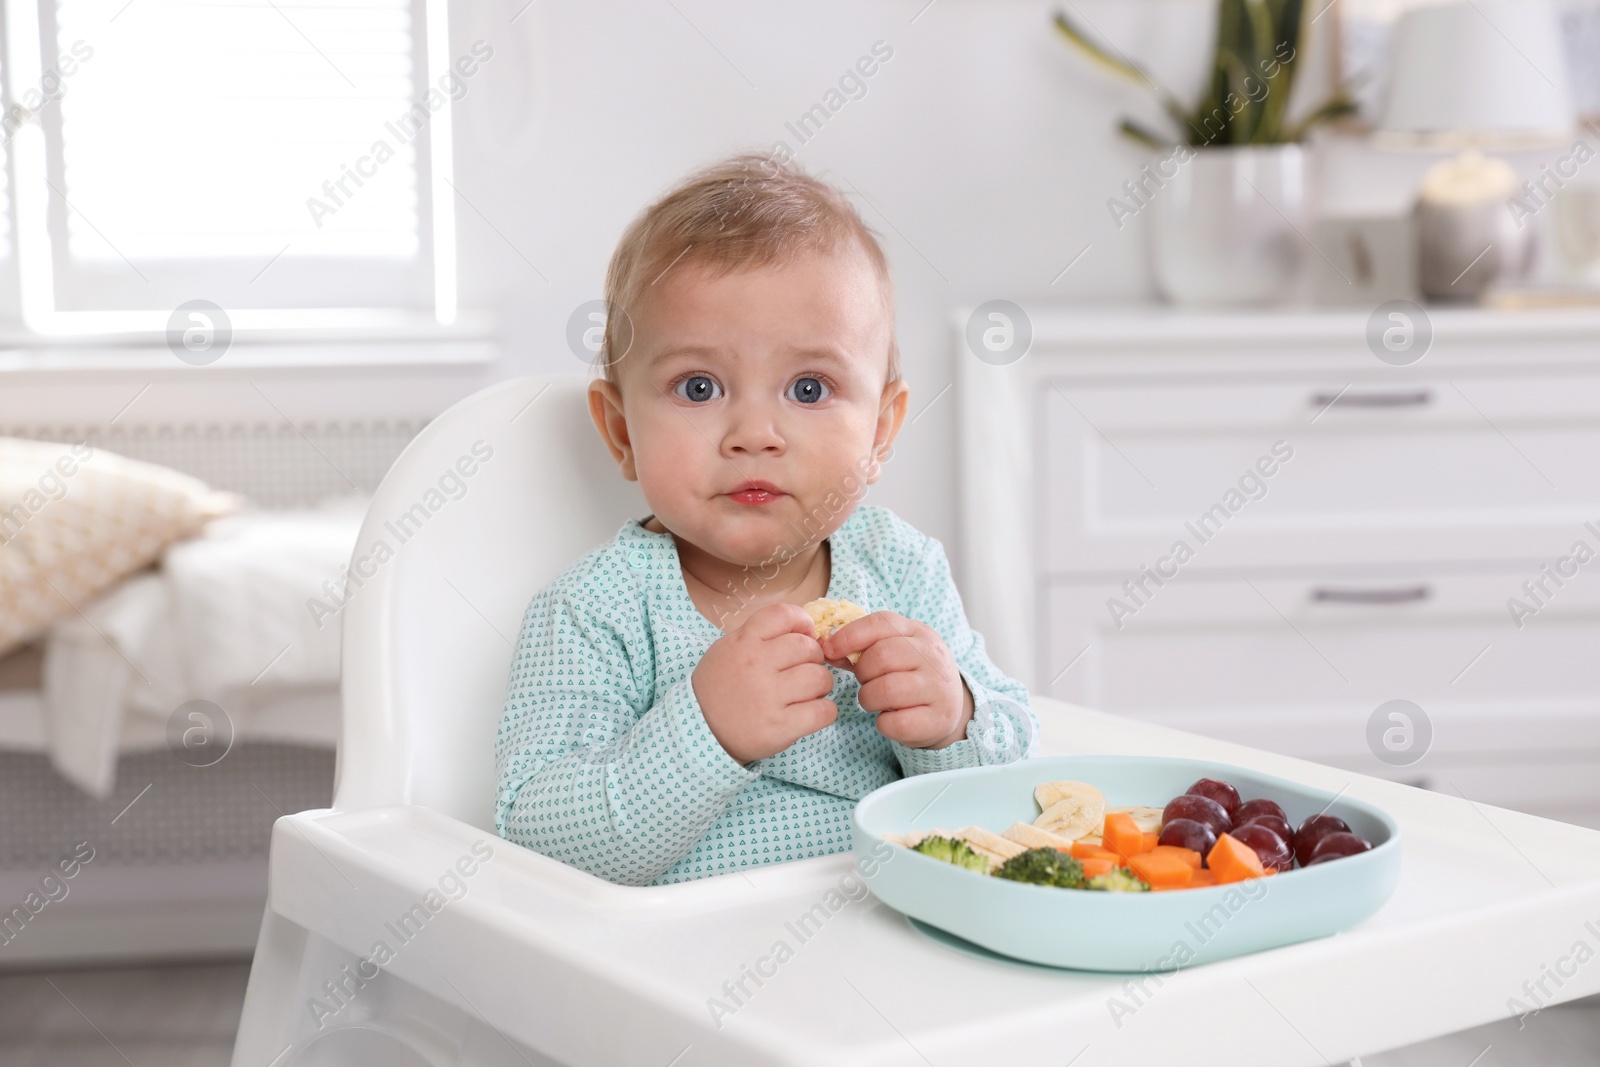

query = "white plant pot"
[[1150, 144, 1306, 306]]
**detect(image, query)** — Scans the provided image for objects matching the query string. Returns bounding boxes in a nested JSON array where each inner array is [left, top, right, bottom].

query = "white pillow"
[[0, 438, 241, 658]]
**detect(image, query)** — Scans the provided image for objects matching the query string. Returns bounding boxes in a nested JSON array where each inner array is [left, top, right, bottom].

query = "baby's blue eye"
[[787, 377, 829, 404], [674, 375, 722, 403]]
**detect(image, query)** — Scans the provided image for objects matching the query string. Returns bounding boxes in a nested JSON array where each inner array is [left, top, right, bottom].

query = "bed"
[[0, 418, 420, 968]]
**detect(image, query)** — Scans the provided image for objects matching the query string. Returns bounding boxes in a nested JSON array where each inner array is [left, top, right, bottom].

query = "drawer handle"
[[1311, 584, 1431, 604], [1310, 389, 1432, 409]]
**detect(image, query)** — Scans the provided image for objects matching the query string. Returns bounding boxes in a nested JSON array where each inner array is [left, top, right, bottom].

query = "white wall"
[[445, 0, 1224, 553]]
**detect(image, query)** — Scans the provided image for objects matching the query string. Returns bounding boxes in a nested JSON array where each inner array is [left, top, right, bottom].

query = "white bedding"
[[164, 503, 359, 693], [31, 498, 365, 796]]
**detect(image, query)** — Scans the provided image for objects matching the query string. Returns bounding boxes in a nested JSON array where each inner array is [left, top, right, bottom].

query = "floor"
[[0, 961, 249, 1067], [0, 961, 1596, 1066]]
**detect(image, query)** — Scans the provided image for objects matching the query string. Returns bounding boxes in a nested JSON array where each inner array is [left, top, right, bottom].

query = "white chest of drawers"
[[956, 306, 1600, 827]]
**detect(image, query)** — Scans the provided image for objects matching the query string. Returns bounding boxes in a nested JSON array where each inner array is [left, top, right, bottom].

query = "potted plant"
[[1054, 0, 1355, 304]]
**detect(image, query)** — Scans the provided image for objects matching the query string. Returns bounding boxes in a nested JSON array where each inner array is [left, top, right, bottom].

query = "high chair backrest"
[[335, 375, 646, 828]]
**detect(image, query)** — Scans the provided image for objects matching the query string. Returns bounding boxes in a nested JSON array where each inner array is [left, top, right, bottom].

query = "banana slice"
[[1034, 779, 1104, 812], [1002, 821, 1076, 852], [955, 825, 1029, 868], [1107, 805, 1164, 834], [1032, 781, 1106, 840]]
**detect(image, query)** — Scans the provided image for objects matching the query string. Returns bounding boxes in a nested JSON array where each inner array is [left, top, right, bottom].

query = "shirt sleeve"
[[886, 532, 1038, 776], [494, 590, 760, 886]]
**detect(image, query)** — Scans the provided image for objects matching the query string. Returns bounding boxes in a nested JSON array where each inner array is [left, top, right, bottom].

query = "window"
[[0, 31, 19, 322], [0, 46, 11, 263], [2, 0, 458, 335]]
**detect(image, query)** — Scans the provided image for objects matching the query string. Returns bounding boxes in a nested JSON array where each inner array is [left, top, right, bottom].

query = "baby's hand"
[[694, 603, 839, 764], [822, 612, 974, 749]]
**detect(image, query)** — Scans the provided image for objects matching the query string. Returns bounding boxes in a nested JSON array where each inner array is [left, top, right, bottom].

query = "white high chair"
[[232, 375, 1600, 1067]]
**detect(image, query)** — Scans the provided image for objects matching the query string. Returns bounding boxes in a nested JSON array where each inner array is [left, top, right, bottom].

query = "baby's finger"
[[787, 697, 839, 738], [873, 705, 938, 745], [857, 670, 929, 714], [820, 611, 917, 661], [744, 601, 820, 641], [850, 632, 924, 680], [769, 631, 826, 669], [777, 661, 835, 703]]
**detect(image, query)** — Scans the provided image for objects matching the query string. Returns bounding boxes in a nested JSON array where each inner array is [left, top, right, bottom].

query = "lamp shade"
[[1381, 0, 1575, 138]]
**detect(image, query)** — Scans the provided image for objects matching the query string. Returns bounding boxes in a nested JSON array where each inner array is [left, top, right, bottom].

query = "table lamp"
[[1379, 0, 1576, 300]]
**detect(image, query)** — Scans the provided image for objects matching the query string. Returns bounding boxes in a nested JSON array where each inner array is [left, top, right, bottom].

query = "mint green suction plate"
[[852, 755, 1401, 971]]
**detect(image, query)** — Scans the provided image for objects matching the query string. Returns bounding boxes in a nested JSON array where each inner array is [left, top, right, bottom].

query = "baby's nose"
[[723, 404, 785, 454]]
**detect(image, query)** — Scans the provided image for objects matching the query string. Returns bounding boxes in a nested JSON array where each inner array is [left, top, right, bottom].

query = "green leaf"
[[1052, 10, 1197, 142], [1118, 118, 1173, 150], [1053, 0, 1348, 147], [1218, 51, 1255, 144], [1276, 0, 1304, 63], [1051, 11, 1148, 87]]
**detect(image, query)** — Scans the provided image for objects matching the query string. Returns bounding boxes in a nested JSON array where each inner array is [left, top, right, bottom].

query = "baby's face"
[[594, 243, 906, 568]]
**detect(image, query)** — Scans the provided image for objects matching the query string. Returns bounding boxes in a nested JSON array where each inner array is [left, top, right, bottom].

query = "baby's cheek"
[[806, 427, 878, 499], [631, 421, 706, 502]]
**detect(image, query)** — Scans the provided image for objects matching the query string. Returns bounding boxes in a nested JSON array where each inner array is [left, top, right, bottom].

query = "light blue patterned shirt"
[[494, 505, 1036, 885]]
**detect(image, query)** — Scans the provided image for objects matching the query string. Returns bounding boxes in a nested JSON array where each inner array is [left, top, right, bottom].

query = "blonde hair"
[[600, 153, 899, 382]]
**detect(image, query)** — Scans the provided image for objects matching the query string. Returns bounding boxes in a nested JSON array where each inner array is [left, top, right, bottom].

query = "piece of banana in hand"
[[1032, 780, 1107, 840], [804, 598, 869, 665]]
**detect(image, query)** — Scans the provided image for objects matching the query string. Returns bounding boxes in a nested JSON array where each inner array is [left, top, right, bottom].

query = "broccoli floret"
[[996, 847, 1086, 888], [1086, 868, 1151, 893], [912, 835, 990, 874]]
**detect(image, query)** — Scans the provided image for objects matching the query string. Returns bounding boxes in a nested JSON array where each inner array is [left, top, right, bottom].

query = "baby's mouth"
[[724, 481, 786, 506]]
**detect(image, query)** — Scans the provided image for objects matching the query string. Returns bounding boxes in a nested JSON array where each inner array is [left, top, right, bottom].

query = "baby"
[[494, 155, 1036, 886]]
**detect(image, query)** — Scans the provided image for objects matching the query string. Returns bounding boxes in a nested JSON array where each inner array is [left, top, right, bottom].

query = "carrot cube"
[[1207, 833, 1267, 884], [1071, 842, 1119, 863], [1103, 813, 1152, 859], [1148, 844, 1203, 870], [1128, 850, 1196, 889], [1078, 857, 1117, 879]]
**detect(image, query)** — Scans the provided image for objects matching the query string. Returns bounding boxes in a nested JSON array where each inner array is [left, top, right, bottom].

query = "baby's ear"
[[868, 379, 910, 483], [587, 379, 638, 481]]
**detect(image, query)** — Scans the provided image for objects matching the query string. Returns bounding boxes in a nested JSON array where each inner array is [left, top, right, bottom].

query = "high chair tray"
[[254, 698, 1600, 1066], [853, 754, 1402, 970]]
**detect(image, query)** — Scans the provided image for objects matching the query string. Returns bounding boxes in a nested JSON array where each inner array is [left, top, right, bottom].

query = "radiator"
[[0, 419, 427, 507]]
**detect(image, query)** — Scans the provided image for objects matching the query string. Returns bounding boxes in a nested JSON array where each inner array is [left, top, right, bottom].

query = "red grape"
[[1186, 778, 1242, 819], [1293, 814, 1352, 866], [1309, 832, 1372, 863], [1234, 798, 1288, 826], [1157, 818, 1218, 861], [1230, 823, 1294, 871], [1241, 814, 1294, 843], [1164, 794, 1233, 837]]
